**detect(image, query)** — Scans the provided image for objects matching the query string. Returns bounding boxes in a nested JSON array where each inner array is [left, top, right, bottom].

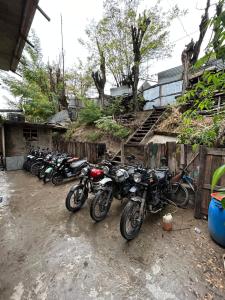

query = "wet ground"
[[0, 171, 224, 300]]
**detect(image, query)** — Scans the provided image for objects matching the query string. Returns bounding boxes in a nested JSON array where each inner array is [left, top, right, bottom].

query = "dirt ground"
[[0, 171, 224, 300]]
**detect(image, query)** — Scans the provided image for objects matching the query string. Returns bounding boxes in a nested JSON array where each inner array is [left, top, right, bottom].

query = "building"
[[143, 66, 183, 110], [0, 116, 65, 170]]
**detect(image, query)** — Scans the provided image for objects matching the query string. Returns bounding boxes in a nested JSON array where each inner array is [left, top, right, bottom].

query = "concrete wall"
[[6, 156, 25, 171], [5, 124, 53, 156]]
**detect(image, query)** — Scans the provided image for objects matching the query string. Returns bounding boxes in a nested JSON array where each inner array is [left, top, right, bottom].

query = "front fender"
[[69, 183, 84, 192], [131, 196, 143, 203]]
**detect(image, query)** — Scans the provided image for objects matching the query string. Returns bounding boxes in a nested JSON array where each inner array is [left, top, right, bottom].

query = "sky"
[[0, 0, 219, 108]]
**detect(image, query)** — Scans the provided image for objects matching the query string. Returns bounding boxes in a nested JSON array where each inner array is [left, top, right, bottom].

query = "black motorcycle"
[[120, 166, 188, 240], [90, 164, 134, 222], [51, 157, 88, 185], [65, 164, 105, 212]]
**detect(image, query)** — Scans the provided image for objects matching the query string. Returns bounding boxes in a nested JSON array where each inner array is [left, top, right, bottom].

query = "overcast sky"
[[0, 0, 219, 108]]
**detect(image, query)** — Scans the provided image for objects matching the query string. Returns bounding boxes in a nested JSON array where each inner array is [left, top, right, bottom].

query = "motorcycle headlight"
[[133, 172, 141, 183], [102, 166, 109, 175], [81, 167, 89, 176]]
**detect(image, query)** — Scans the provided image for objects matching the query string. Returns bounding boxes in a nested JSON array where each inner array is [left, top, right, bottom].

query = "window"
[[23, 127, 38, 141]]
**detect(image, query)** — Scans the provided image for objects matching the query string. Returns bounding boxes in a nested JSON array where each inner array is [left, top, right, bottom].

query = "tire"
[[43, 169, 54, 184], [38, 166, 47, 179], [23, 160, 28, 171], [168, 183, 189, 208], [90, 189, 112, 222], [52, 173, 64, 185], [31, 162, 42, 176], [65, 186, 88, 212], [120, 201, 143, 241]]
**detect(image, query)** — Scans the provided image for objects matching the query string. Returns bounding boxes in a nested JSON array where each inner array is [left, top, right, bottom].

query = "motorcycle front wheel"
[[65, 185, 88, 212], [120, 201, 143, 241], [43, 169, 54, 184], [90, 189, 112, 222], [38, 166, 47, 179], [30, 162, 42, 176], [52, 173, 64, 185]]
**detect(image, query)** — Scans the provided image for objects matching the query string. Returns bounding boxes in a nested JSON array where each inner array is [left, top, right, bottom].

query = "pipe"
[[37, 5, 51, 22]]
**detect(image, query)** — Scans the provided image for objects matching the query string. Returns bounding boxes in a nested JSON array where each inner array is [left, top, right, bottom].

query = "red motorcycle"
[[65, 164, 105, 212]]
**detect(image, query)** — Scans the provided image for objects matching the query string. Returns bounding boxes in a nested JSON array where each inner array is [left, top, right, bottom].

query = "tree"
[[81, 0, 183, 111], [66, 59, 94, 100], [181, 0, 210, 94], [212, 0, 225, 59], [91, 39, 106, 107], [0, 30, 67, 122]]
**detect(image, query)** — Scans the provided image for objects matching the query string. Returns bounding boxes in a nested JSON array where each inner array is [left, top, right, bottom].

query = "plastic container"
[[162, 213, 173, 231], [208, 194, 225, 248]]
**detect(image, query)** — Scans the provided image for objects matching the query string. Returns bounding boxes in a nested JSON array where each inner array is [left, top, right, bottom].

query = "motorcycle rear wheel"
[[65, 186, 88, 212], [120, 201, 143, 241], [90, 190, 112, 222]]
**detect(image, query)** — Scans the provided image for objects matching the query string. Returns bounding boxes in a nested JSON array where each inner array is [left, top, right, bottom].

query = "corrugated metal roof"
[[158, 65, 183, 84]]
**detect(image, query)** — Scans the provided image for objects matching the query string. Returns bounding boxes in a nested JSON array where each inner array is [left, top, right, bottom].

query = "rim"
[[70, 188, 84, 208], [94, 191, 109, 218], [53, 174, 63, 184], [125, 204, 140, 236]]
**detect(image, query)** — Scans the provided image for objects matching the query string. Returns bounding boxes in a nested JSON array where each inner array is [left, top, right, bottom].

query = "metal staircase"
[[112, 107, 166, 163]]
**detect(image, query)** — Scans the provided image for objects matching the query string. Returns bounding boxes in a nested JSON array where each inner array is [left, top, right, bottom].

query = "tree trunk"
[[131, 14, 150, 111], [181, 0, 210, 94]]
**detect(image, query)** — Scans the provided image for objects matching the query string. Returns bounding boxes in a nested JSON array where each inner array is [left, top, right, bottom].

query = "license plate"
[[45, 167, 52, 174]]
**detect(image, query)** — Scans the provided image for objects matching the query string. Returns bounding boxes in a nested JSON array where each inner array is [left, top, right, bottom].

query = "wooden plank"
[[194, 145, 207, 219], [207, 148, 225, 156], [167, 142, 177, 173], [203, 184, 222, 190]]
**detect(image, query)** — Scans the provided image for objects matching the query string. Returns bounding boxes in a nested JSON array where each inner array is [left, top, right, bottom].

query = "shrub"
[[79, 100, 102, 125], [86, 131, 103, 142], [63, 122, 81, 141], [95, 116, 130, 140]]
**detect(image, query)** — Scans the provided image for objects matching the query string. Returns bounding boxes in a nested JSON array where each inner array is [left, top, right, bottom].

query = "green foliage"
[[81, 0, 182, 88], [0, 30, 58, 122], [178, 123, 219, 147], [212, 164, 225, 192], [95, 116, 130, 140], [86, 131, 103, 142], [177, 68, 225, 146], [79, 100, 102, 125]]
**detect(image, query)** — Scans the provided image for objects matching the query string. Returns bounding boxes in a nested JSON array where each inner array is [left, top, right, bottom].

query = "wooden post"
[[194, 145, 207, 219], [121, 142, 125, 164], [1, 125, 6, 168]]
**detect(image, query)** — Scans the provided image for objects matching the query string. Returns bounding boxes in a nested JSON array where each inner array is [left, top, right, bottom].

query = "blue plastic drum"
[[208, 197, 225, 248]]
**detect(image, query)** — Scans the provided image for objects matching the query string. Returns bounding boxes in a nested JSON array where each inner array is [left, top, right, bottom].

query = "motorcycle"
[[40, 154, 68, 183], [120, 165, 188, 240], [89, 163, 135, 222], [51, 157, 88, 185], [65, 164, 105, 212]]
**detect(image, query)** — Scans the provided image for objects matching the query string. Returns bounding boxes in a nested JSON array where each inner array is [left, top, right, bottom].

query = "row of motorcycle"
[[23, 147, 190, 240], [23, 147, 87, 184]]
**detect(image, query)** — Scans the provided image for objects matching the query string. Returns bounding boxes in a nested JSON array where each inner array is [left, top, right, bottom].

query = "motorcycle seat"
[[70, 159, 87, 168], [67, 157, 79, 163]]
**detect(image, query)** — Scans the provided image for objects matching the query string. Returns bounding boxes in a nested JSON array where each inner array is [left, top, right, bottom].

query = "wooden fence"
[[123, 142, 225, 218], [53, 140, 106, 163]]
